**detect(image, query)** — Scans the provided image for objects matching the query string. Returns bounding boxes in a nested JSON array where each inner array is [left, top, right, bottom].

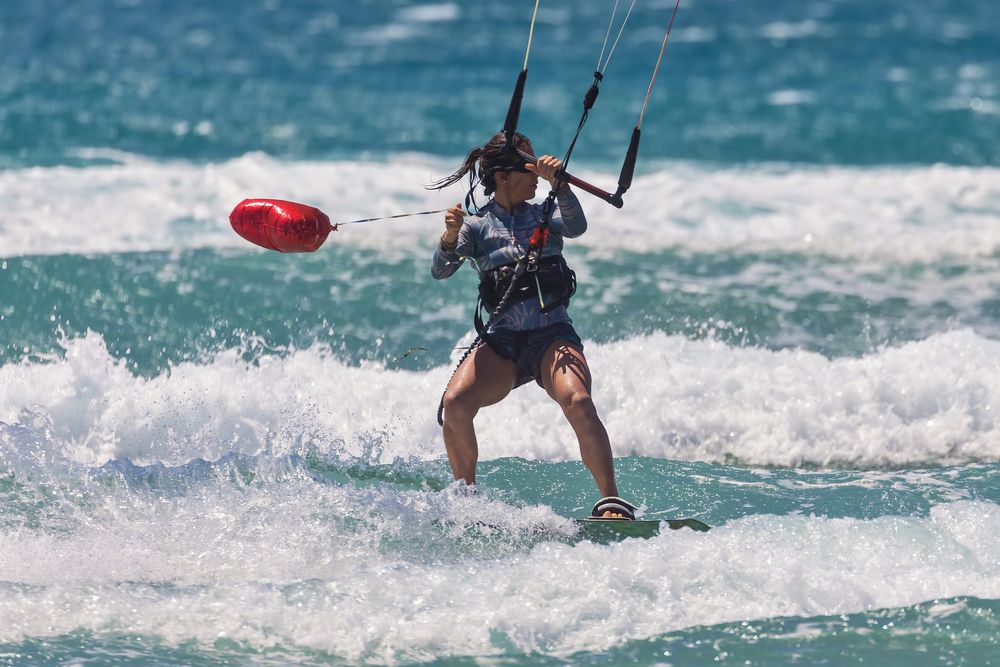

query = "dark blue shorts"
[[482, 322, 584, 388]]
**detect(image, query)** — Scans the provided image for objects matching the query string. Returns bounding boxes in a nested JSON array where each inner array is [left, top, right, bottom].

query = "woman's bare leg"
[[441, 343, 518, 485], [540, 341, 620, 500]]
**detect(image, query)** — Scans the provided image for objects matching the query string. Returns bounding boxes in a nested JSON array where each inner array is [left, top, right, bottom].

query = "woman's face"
[[503, 167, 539, 202], [497, 141, 538, 203]]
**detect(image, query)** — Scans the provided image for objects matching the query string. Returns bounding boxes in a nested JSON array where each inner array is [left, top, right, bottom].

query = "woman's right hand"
[[442, 202, 464, 246]]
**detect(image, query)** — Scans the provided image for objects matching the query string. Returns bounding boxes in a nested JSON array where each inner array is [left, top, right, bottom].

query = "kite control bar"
[[559, 168, 624, 209], [514, 148, 624, 209]]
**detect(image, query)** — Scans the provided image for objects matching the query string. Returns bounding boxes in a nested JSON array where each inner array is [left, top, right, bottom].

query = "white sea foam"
[[0, 491, 997, 661], [767, 89, 817, 106], [397, 3, 460, 23], [1, 152, 998, 262], [2, 329, 998, 468], [760, 19, 824, 40]]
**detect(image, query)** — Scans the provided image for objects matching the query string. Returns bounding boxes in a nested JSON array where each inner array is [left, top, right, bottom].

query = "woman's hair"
[[429, 131, 532, 210]]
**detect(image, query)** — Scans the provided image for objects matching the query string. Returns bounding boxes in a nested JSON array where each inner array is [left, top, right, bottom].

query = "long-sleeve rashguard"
[[431, 189, 587, 331]]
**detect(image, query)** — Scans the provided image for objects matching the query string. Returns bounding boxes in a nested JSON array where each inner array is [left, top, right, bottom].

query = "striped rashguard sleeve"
[[431, 220, 474, 279], [553, 188, 588, 238]]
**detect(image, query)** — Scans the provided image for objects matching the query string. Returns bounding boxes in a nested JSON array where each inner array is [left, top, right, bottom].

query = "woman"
[[430, 131, 634, 520]]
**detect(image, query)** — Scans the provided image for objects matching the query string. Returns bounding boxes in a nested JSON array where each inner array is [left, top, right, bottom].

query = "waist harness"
[[474, 254, 577, 334]]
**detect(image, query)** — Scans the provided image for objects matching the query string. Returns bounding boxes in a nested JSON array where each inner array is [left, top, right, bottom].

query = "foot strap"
[[591, 496, 637, 521]]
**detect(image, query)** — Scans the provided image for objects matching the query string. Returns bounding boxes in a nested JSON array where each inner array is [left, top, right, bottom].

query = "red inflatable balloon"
[[230, 199, 334, 253]]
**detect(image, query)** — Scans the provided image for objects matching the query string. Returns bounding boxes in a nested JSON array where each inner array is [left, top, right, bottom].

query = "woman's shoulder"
[[470, 200, 498, 219], [466, 203, 506, 230], [463, 212, 489, 232]]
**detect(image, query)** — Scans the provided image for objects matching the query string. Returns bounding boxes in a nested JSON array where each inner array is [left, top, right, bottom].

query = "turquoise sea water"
[[2, 0, 1000, 665]]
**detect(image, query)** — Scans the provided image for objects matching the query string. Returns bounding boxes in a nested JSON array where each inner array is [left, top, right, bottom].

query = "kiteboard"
[[574, 517, 711, 543], [428, 515, 710, 547]]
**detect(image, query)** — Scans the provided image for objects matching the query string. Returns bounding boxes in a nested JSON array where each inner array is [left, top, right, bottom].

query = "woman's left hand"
[[526, 155, 565, 190]]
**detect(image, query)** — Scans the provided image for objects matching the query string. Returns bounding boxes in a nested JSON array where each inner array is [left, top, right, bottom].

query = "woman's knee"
[[561, 391, 599, 424], [442, 386, 481, 422]]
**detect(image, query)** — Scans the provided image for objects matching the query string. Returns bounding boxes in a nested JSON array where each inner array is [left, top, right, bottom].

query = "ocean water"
[[2, 0, 1000, 665]]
